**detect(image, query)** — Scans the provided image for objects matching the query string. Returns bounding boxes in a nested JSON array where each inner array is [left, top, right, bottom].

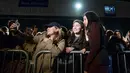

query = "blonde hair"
[[54, 28, 64, 42]]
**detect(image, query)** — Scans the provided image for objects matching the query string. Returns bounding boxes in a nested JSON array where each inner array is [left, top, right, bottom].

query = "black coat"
[[6, 30, 25, 49], [67, 34, 88, 51]]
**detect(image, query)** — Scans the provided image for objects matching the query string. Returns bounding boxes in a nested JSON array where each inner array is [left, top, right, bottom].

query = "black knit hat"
[[84, 11, 100, 22]]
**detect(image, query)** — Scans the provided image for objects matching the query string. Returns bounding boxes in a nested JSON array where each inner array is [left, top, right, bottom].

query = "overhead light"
[[75, 2, 82, 10]]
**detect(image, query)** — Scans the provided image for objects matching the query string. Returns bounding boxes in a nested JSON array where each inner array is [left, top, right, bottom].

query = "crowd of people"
[[0, 11, 130, 73]]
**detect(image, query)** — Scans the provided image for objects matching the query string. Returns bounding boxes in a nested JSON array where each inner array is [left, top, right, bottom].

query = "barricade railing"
[[23, 48, 130, 73], [117, 51, 130, 73], [33, 50, 51, 73], [33, 50, 90, 73], [69, 51, 89, 73], [0, 49, 29, 73]]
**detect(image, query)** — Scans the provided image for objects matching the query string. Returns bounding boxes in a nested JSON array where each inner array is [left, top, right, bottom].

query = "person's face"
[[10, 23, 17, 29], [116, 32, 121, 39], [83, 16, 88, 27], [72, 22, 82, 34], [47, 26, 59, 36]]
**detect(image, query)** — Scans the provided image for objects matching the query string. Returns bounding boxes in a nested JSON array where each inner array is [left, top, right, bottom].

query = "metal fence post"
[[80, 53, 82, 73], [72, 53, 75, 73], [57, 57, 59, 73], [123, 53, 127, 73], [117, 53, 120, 73]]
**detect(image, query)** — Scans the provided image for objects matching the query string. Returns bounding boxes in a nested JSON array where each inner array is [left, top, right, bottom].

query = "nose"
[[83, 21, 85, 25]]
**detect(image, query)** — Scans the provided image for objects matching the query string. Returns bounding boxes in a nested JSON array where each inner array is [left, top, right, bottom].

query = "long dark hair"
[[84, 11, 107, 46], [67, 19, 85, 46], [84, 11, 101, 31]]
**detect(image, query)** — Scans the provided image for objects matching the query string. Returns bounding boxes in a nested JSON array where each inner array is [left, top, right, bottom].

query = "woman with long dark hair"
[[83, 11, 109, 73]]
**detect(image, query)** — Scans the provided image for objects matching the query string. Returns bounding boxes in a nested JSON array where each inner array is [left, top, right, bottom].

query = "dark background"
[[119, 0, 130, 2], [0, 0, 130, 36], [0, 15, 130, 36]]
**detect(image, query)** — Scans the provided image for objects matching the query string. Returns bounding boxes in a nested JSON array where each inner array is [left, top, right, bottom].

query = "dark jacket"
[[67, 33, 88, 51], [107, 36, 127, 53], [6, 30, 25, 49], [65, 33, 88, 73], [84, 22, 109, 73]]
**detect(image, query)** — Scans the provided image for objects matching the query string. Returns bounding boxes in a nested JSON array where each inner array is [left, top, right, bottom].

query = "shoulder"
[[36, 31, 46, 36], [33, 31, 47, 42]]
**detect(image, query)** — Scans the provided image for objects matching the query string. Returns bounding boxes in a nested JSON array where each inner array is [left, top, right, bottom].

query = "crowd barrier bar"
[[118, 51, 130, 73], [0, 49, 29, 73], [70, 51, 90, 73], [33, 50, 51, 73], [33, 50, 90, 73], [3, 49, 128, 73]]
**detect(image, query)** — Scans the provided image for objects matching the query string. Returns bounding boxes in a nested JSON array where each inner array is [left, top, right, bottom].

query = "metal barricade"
[[56, 51, 89, 73], [33, 50, 51, 73], [117, 51, 130, 73], [33, 50, 90, 73], [0, 49, 29, 73], [70, 51, 89, 73], [32, 50, 130, 73]]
